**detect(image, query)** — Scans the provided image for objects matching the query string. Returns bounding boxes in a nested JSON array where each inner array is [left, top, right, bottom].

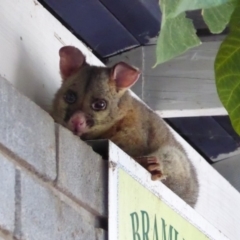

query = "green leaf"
[[155, 12, 201, 66], [164, 0, 229, 19], [203, 2, 235, 33], [214, 3, 240, 135]]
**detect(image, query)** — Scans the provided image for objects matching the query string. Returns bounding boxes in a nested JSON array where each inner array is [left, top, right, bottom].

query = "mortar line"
[[13, 169, 21, 239], [0, 143, 107, 220], [54, 124, 59, 183]]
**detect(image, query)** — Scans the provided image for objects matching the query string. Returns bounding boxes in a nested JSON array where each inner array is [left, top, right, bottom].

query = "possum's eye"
[[64, 90, 77, 104], [91, 99, 107, 111]]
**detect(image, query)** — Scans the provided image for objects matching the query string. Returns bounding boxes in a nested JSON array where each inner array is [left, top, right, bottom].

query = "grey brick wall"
[[0, 76, 108, 240]]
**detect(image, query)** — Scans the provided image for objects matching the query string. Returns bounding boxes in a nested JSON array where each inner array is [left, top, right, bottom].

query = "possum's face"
[[51, 46, 140, 140]]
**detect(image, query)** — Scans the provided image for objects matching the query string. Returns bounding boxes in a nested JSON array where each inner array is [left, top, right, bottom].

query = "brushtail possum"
[[51, 46, 199, 207]]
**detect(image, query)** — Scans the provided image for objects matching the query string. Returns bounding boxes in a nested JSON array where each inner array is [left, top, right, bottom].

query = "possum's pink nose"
[[68, 112, 88, 136], [71, 119, 87, 135], [71, 118, 85, 126]]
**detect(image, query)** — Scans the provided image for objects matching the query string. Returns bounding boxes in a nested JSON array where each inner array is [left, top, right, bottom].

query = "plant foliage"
[[156, 0, 240, 136], [215, 1, 240, 134], [155, 0, 234, 65]]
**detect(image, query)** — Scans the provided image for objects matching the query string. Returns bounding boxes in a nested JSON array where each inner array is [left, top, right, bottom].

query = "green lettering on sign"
[[153, 215, 159, 240], [161, 218, 179, 240], [141, 211, 150, 240], [130, 212, 141, 240]]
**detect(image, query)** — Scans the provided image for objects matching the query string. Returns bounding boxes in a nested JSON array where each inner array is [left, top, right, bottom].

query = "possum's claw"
[[135, 156, 165, 181]]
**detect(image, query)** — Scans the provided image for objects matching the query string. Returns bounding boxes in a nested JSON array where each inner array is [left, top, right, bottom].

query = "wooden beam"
[[107, 42, 227, 117]]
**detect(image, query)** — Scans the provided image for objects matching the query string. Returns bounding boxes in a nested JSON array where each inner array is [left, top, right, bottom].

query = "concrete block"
[[21, 172, 96, 240], [57, 126, 108, 216], [0, 77, 56, 180], [0, 153, 15, 232]]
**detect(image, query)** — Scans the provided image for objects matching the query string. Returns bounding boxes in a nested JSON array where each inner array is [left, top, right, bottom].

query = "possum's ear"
[[112, 62, 140, 90], [59, 46, 86, 81]]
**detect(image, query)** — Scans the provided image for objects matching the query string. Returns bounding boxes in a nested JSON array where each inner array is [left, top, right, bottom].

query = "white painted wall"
[[0, 0, 103, 112]]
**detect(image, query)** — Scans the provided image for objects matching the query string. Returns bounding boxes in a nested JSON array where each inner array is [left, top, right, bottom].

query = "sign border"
[[108, 141, 229, 240]]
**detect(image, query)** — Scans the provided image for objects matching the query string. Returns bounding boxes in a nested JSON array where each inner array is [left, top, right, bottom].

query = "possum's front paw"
[[135, 156, 165, 181]]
